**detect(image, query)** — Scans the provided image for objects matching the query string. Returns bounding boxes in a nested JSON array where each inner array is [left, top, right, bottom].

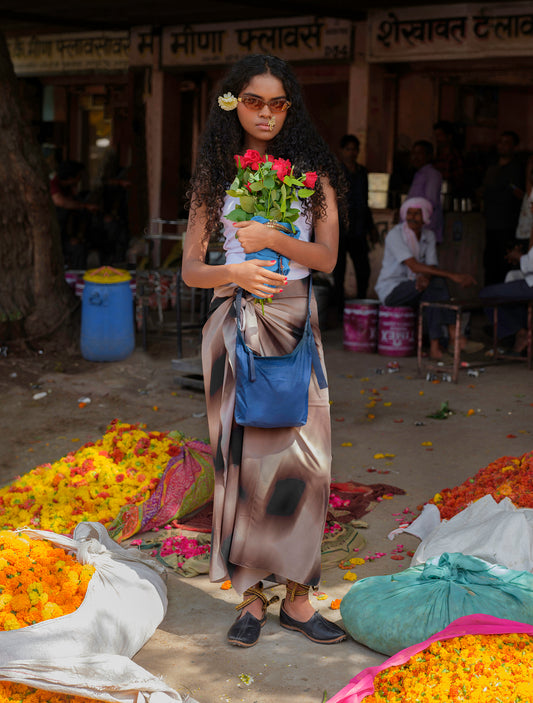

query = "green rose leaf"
[[297, 188, 315, 198], [230, 208, 251, 221], [239, 195, 256, 213]]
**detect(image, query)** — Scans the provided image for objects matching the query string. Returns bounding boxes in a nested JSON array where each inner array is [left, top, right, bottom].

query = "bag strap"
[[306, 277, 327, 389], [235, 277, 327, 390]]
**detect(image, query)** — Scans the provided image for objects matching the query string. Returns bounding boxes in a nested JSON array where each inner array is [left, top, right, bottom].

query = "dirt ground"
[[1, 319, 532, 703]]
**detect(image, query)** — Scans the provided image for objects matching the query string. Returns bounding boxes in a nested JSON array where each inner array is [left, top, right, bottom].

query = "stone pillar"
[[346, 21, 397, 173]]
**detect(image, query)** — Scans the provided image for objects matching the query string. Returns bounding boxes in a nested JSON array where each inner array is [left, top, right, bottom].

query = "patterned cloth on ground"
[[108, 439, 214, 542]]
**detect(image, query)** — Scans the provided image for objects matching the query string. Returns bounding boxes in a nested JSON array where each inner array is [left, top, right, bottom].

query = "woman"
[[182, 54, 345, 647]]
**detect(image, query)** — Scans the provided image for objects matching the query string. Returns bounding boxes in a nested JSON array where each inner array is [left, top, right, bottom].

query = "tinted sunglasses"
[[238, 95, 291, 113]]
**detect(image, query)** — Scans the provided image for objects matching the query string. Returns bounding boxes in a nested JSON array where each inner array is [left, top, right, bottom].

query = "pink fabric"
[[399, 196, 433, 225], [327, 614, 533, 703]]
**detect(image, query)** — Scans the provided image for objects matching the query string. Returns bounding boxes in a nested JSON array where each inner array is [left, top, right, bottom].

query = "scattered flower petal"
[[343, 571, 358, 581]]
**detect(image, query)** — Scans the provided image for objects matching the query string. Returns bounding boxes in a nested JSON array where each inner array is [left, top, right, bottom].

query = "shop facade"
[[362, 1, 533, 294], [7, 3, 532, 286]]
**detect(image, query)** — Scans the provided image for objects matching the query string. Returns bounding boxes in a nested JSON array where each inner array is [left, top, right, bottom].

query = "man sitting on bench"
[[375, 197, 478, 360], [480, 236, 533, 357]]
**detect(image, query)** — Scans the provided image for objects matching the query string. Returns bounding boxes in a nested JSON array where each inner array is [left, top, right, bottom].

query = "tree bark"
[[0, 31, 74, 345]]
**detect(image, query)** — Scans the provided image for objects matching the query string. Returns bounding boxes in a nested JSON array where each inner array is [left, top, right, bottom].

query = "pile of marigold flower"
[[0, 531, 94, 630], [430, 451, 533, 519], [0, 532, 112, 703], [0, 420, 184, 535], [0, 682, 110, 703], [365, 632, 533, 701]]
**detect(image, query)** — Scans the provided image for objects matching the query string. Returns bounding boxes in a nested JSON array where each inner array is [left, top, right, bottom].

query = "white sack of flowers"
[[0, 522, 195, 702], [390, 495, 533, 572]]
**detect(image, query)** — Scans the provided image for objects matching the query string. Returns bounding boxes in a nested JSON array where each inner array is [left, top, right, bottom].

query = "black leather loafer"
[[280, 603, 347, 644], [227, 611, 266, 647]]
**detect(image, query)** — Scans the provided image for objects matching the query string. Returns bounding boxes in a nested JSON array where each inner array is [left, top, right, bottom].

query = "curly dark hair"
[[187, 54, 345, 241]]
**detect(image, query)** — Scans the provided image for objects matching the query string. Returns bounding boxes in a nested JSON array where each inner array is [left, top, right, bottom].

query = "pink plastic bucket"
[[378, 305, 415, 356], [343, 299, 379, 353]]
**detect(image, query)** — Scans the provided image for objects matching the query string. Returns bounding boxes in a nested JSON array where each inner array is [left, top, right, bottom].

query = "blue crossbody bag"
[[234, 277, 328, 429]]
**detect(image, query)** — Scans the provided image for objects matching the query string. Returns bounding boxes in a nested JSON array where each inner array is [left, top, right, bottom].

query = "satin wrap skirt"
[[201, 277, 332, 595]]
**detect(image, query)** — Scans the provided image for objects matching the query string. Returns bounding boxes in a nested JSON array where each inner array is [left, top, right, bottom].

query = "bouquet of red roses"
[[226, 149, 317, 232], [226, 150, 317, 305]]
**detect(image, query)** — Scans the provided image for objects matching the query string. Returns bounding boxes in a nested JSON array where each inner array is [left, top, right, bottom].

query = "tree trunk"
[[0, 31, 74, 345]]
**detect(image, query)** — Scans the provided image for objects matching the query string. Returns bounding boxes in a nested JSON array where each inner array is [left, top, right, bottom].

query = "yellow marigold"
[[42, 602, 64, 620], [2, 613, 22, 630], [0, 593, 12, 610], [365, 632, 533, 702]]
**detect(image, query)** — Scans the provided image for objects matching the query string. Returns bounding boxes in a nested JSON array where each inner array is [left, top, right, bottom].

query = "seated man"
[[375, 197, 477, 359], [480, 238, 533, 356]]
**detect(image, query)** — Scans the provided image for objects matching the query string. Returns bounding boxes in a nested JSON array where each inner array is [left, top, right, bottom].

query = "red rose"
[[303, 172, 317, 189], [272, 157, 291, 181], [241, 149, 264, 170]]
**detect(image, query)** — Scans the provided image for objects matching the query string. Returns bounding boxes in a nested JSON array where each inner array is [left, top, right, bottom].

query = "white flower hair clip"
[[218, 92, 238, 111]]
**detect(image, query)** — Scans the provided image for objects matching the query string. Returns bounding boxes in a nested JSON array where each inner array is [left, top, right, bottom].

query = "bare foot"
[[449, 333, 467, 351], [513, 329, 528, 354], [282, 594, 315, 622], [238, 598, 264, 620], [429, 340, 443, 360]]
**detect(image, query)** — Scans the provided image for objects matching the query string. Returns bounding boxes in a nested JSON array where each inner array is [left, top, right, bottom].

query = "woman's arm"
[[181, 200, 287, 297], [233, 178, 339, 274]]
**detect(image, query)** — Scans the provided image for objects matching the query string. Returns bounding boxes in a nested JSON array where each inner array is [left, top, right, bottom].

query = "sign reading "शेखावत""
[[367, 2, 533, 62]]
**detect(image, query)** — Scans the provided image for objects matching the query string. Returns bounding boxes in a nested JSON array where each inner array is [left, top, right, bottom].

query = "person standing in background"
[[482, 131, 524, 285], [407, 140, 443, 243], [433, 120, 464, 197], [333, 134, 372, 318]]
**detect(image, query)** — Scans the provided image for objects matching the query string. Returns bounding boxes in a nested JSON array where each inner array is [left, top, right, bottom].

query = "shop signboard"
[[368, 2, 533, 62], [7, 32, 130, 76], [159, 16, 352, 67], [129, 26, 157, 67]]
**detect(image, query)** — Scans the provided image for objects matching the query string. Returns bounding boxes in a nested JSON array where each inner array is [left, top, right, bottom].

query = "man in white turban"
[[375, 197, 477, 359]]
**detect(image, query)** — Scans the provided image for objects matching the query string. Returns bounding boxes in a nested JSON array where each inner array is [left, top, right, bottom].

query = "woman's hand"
[[231, 260, 286, 298], [233, 220, 275, 255]]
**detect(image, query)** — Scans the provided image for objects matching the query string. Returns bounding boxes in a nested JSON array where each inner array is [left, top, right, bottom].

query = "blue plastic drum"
[[80, 267, 135, 362]]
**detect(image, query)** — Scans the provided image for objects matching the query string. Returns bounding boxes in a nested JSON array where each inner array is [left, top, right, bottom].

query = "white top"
[[515, 190, 533, 240], [375, 223, 438, 303], [221, 195, 311, 280], [520, 247, 533, 287]]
